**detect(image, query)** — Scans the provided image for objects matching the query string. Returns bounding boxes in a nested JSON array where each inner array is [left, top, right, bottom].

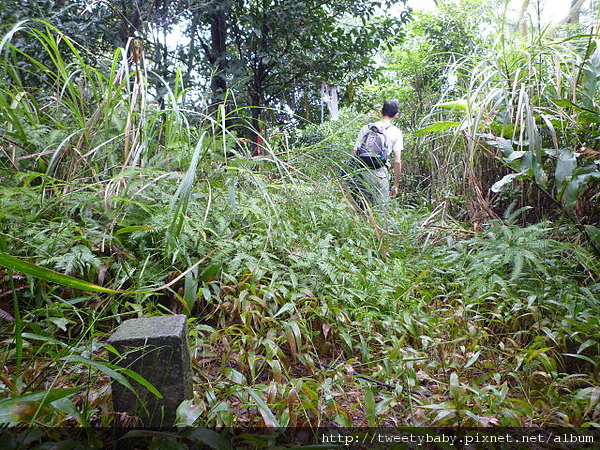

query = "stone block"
[[108, 314, 193, 427]]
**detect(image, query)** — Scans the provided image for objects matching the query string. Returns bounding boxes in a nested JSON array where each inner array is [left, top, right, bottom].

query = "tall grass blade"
[[0, 252, 145, 294], [168, 132, 207, 241]]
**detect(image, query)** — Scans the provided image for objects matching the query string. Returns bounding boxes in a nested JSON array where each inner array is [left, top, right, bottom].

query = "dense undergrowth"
[[0, 19, 599, 447], [2, 160, 599, 432]]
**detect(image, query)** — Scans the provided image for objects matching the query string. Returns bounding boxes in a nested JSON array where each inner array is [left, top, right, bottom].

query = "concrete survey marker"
[[108, 314, 193, 427]]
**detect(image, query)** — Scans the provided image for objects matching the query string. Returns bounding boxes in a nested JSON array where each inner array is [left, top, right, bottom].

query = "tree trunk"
[[251, 93, 262, 154], [251, 56, 266, 154], [561, 0, 587, 24], [209, 9, 228, 109], [249, 3, 270, 154], [184, 14, 200, 90]]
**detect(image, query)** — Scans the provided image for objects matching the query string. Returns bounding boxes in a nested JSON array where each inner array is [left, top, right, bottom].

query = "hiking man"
[[343, 100, 404, 215]]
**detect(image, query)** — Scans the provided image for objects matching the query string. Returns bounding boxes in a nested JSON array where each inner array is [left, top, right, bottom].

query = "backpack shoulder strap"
[[365, 123, 378, 134]]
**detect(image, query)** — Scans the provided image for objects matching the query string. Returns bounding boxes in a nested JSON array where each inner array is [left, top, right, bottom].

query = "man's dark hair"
[[381, 100, 399, 118]]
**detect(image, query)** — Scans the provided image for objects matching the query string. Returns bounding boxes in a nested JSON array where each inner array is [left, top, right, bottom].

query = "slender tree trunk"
[[184, 14, 200, 90], [249, 2, 270, 154], [209, 9, 228, 109], [561, 0, 587, 24], [251, 90, 262, 154], [251, 55, 267, 153]]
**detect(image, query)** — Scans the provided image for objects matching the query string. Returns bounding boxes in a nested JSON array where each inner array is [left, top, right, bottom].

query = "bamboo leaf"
[[118, 367, 164, 399], [364, 385, 376, 427], [449, 372, 460, 399], [21, 332, 68, 348], [169, 132, 206, 239], [184, 428, 234, 450], [273, 302, 295, 318], [62, 355, 132, 390], [115, 225, 154, 236], [50, 397, 90, 426], [223, 367, 247, 385], [464, 351, 481, 369], [62, 355, 162, 399], [577, 339, 598, 354], [245, 387, 281, 428], [563, 353, 598, 366]]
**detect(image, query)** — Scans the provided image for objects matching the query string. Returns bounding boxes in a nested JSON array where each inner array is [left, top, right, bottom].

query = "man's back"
[[354, 120, 403, 161]]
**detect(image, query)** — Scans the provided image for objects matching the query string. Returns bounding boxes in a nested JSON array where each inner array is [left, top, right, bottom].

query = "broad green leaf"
[[183, 271, 198, 314], [563, 170, 600, 211], [505, 151, 526, 162], [436, 99, 468, 110], [374, 396, 394, 416], [0, 252, 144, 294], [199, 264, 220, 282], [524, 347, 552, 363], [555, 149, 577, 195], [47, 317, 71, 331], [122, 430, 182, 440], [267, 360, 283, 382], [491, 172, 526, 193], [484, 136, 514, 155], [176, 399, 202, 426], [0, 388, 79, 424], [50, 397, 90, 426], [433, 409, 455, 423], [553, 99, 586, 111], [415, 121, 461, 136]]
